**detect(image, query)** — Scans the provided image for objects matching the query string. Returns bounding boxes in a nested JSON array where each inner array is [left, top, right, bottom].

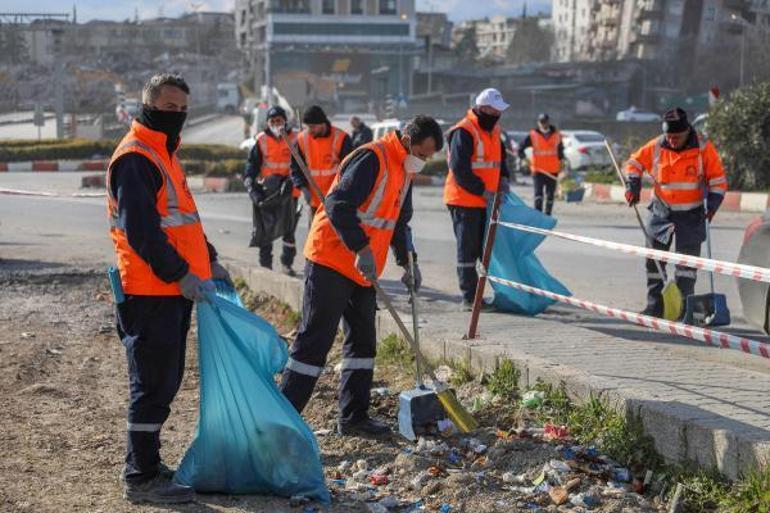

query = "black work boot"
[[639, 303, 663, 318], [337, 416, 391, 437], [123, 474, 194, 504]]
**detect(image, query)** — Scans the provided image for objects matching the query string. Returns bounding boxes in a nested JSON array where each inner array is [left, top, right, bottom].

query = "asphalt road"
[[183, 114, 246, 147]]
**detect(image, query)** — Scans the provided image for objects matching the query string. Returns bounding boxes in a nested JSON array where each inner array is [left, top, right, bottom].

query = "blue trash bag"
[[174, 281, 331, 504], [489, 191, 571, 315]]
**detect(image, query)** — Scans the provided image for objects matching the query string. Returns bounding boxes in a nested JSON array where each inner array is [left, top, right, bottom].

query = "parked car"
[[616, 107, 660, 122], [738, 214, 770, 334], [561, 130, 611, 171]]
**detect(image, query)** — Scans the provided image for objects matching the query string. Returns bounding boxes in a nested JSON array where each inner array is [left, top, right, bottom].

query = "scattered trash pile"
[[296, 375, 666, 513]]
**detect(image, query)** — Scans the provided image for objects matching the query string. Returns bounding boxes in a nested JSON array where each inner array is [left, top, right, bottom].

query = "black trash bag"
[[249, 175, 297, 248]]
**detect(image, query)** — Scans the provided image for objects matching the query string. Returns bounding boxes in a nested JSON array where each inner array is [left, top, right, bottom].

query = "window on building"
[[271, 0, 310, 14], [379, 0, 397, 15], [351, 0, 364, 14], [323, 0, 335, 14]]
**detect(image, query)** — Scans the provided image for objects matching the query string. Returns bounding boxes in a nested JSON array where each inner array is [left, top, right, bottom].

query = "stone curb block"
[[221, 259, 770, 480], [0, 160, 109, 172], [585, 183, 769, 214]]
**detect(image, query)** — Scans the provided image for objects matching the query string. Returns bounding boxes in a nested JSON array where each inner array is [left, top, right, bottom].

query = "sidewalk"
[[226, 261, 770, 481]]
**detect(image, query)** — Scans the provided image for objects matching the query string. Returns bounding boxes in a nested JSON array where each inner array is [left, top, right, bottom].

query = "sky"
[[2, 0, 551, 23]]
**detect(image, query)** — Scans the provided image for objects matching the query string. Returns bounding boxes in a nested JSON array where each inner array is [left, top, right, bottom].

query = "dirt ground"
[[0, 265, 667, 513]]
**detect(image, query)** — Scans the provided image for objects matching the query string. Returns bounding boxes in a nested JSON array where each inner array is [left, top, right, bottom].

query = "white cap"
[[475, 88, 509, 111]]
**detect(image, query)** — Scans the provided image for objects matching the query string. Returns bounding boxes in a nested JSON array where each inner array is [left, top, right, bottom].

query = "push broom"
[[282, 131, 479, 433], [605, 140, 683, 321]]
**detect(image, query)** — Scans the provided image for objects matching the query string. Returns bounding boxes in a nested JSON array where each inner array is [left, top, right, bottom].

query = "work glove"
[[210, 261, 233, 287], [179, 272, 206, 302], [706, 192, 723, 223], [280, 178, 293, 197], [301, 187, 313, 205], [483, 190, 495, 203], [401, 258, 422, 292], [625, 177, 641, 206], [354, 245, 377, 283]]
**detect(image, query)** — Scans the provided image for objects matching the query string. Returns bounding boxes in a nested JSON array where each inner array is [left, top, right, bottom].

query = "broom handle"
[[408, 252, 424, 388], [466, 185, 504, 339], [604, 140, 669, 281], [703, 189, 716, 295], [281, 130, 326, 202], [286, 131, 442, 386]]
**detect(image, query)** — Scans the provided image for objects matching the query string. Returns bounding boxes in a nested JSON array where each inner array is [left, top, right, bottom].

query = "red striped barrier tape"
[[498, 220, 770, 284], [487, 275, 770, 360]]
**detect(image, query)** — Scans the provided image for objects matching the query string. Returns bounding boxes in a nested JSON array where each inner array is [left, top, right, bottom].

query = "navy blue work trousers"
[[279, 261, 377, 424], [449, 205, 487, 303], [115, 294, 192, 484]]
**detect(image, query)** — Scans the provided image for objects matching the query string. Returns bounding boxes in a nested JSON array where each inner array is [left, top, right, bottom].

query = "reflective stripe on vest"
[[651, 136, 706, 208], [357, 141, 409, 231], [301, 128, 343, 177], [108, 139, 201, 230], [258, 133, 293, 173], [459, 119, 501, 170]]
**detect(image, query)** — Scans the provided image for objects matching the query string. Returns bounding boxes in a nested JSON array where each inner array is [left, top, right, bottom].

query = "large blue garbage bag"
[[489, 191, 571, 315], [175, 282, 331, 504]]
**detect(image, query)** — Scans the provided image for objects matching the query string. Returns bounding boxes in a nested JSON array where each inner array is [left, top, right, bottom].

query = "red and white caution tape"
[[498, 220, 770, 284], [0, 188, 104, 198], [487, 275, 770, 360]]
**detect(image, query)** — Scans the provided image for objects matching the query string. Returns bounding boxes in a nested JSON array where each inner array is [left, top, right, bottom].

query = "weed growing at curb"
[[485, 358, 521, 399], [447, 359, 474, 386], [376, 334, 414, 368]]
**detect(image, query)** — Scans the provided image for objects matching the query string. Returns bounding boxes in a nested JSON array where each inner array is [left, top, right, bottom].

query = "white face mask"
[[268, 124, 285, 136], [404, 153, 427, 174]]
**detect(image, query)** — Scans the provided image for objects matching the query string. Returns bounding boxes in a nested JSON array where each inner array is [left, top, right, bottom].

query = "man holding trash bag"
[[280, 116, 443, 436], [244, 106, 301, 275], [443, 88, 511, 311], [107, 73, 232, 504], [624, 107, 727, 317]]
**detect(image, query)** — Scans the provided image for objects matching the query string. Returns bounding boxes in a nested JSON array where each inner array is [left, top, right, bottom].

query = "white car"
[[616, 107, 660, 122], [240, 137, 256, 151], [561, 130, 611, 171], [370, 119, 402, 141]]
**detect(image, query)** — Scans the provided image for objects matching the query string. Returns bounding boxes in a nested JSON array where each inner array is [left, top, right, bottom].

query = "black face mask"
[[138, 105, 187, 152], [474, 108, 500, 132]]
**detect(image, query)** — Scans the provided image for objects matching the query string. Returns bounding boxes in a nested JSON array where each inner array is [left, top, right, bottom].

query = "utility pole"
[[265, 42, 273, 105], [427, 34, 433, 95], [731, 13, 748, 88]]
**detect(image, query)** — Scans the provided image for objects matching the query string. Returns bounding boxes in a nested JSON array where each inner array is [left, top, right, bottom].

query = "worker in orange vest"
[[516, 113, 565, 216], [280, 116, 444, 436], [290, 105, 352, 226], [444, 88, 511, 311], [244, 106, 301, 275], [107, 73, 232, 504], [624, 107, 727, 317]]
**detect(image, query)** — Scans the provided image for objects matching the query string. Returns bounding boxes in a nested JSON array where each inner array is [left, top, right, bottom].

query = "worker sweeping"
[[107, 73, 232, 504], [444, 88, 511, 311], [516, 113, 565, 216], [624, 107, 727, 318], [244, 106, 301, 276], [290, 105, 352, 226], [279, 115, 444, 436]]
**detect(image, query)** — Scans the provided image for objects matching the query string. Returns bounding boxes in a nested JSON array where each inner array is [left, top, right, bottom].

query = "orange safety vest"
[[529, 129, 562, 175], [107, 120, 212, 296], [297, 125, 346, 208], [443, 109, 502, 208], [256, 130, 300, 198], [625, 135, 727, 211], [304, 130, 410, 287]]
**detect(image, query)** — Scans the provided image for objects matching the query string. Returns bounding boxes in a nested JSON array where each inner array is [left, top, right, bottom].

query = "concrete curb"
[[0, 160, 108, 172], [584, 183, 770, 213], [222, 260, 770, 480]]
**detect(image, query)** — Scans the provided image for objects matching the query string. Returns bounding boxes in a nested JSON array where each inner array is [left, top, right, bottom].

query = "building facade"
[[235, 0, 418, 111]]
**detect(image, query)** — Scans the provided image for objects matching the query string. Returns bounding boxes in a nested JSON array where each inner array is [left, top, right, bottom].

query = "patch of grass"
[[233, 278, 300, 332], [664, 467, 730, 513], [720, 465, 770, 513], [485, 359, 520, 398], [376, 334, 414, 368], [447, 359, 474, 387]]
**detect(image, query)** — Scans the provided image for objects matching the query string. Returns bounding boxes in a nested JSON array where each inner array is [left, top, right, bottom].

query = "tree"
[[454, 26, 479, 64], [506, 18, 553, 66], [708, 82, 770, 191], [0, 27, 29, 65]]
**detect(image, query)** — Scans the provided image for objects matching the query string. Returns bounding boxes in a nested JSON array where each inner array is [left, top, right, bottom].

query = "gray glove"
[[178, 272, 206, 302], [210, 261, 233, 287], [301, 187, 313, 205], [483, 190, 495, 203], [401, 259, 422, 292], [354, 246, 377, 283]]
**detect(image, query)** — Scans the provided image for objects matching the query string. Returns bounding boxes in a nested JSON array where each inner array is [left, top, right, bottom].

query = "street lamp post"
[[731, 13, 747, 87]]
